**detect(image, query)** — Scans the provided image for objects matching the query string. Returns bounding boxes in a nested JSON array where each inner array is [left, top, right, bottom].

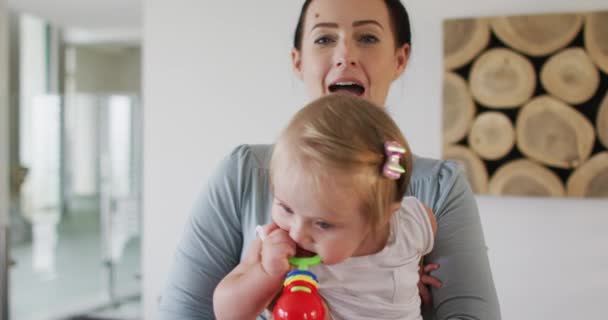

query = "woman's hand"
[[260, 223, 296, 277], [418, 263, 442, 311]]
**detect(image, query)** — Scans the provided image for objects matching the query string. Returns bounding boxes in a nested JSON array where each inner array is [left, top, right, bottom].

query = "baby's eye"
[[316, 221, 333, 230], [359, 34, 379, 44], [278, 203, 293, 214]]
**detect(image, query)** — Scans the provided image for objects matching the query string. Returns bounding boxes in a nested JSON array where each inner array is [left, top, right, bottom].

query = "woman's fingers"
[[418, 263, 442, 311], [418, 281, 433, 310], [420, 273, 443, 289], [420, 263, 442, 288], [423, 263, 440, 273]]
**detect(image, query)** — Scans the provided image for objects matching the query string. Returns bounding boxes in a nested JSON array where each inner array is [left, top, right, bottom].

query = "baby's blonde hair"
[[270, 94, 412, 232]]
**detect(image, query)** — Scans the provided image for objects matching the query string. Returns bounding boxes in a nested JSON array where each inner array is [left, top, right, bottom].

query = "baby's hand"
[[259, 223, 296, 277]]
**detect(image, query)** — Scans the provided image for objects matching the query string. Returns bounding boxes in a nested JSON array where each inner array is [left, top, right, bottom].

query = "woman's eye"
[[316, 221, 333, 230], [359, 34, 379, 44], [314, 36, 334, 45]]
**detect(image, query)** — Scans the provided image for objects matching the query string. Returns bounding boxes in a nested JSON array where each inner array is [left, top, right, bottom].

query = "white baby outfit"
[[309, 196, 435, 320]]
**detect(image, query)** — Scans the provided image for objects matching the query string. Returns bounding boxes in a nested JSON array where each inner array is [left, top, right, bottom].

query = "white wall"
[[143, 1, 608, 319]]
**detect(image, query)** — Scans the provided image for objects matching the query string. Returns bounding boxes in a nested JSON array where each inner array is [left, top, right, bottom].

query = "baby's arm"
[[213, 224, 295, 319]]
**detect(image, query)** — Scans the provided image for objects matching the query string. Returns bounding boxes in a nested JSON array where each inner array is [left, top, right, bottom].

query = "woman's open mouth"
[[328, 81, 366, 96]]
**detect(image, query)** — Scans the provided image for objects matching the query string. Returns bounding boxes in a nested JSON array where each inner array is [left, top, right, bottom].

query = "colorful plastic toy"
[[273, 256, 325, 320]]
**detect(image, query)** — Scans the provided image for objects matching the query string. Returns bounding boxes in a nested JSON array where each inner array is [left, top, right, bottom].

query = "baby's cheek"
[[319, 246, 349, 265], [271, 211, 290, 232]]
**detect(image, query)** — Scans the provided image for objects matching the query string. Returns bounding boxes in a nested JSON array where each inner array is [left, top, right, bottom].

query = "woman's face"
[[292, 0, 410, 107]]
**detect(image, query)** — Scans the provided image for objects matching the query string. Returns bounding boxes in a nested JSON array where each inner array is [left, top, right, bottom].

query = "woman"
[[159, 0, 501, 319]]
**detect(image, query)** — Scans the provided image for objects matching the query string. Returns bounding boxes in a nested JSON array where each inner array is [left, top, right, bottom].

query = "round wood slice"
[[468, 111, 515, 160], [516, 95, 595, 169], [444, 18, 491, 70], [469, 48, 536, 109], [491, 14, 583, 57], [443, 144, 488, 194], [567, 152, 608, 198], [598, 91, 608, 149], [585, 11, 608, 74], [540, 47, 600, 105], [443, 72, 476, 144], [489, 159, 565, 197]]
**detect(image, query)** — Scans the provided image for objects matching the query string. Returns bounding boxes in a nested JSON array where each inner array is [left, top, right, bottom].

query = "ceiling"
[[8, 0, 141, 44], [8, 0, 140, 29]]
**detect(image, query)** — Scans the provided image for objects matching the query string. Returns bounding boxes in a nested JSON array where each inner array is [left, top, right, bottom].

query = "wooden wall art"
[[442, 11, 608, 198]]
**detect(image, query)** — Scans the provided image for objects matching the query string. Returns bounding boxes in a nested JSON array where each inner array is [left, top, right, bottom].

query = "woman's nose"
[[334, 40, 358, 68]]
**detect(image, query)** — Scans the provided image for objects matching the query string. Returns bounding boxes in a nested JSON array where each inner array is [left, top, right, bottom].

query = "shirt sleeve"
[[158, 145, 253, 319], [409, 160, 502, 320], [400, 197, 435, 256]]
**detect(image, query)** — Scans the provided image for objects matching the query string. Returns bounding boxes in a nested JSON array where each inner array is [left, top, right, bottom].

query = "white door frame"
[[1, 0, 11, 318]]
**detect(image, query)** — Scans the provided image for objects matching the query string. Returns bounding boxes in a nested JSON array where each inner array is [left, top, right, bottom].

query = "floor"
[[8, 200, 141, 320]]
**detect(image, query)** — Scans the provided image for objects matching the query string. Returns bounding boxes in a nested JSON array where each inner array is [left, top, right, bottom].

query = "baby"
[[214, 94, 437, 320]]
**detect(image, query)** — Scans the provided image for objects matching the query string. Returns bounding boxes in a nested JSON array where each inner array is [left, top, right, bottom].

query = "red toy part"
[[273, 270, 326, 320]]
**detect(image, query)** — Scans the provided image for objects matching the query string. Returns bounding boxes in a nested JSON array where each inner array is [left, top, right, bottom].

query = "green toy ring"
[[288, 255, 322, 270]]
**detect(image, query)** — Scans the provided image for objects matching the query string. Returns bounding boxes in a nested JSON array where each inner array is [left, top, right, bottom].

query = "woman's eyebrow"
[[352, 20, 384, 29], [311, 22, 338, 31], [310, 20, 384, 32]]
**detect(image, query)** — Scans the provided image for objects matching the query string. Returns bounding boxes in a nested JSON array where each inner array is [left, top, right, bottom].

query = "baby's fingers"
[[262, 242, 295, 276], [256, 222, 280, 241], [266, 228, 296, 248]]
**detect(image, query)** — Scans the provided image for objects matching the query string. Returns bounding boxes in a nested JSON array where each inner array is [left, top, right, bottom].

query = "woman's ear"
[[291, 48, 304, 80], [393, 43, 410, 80]]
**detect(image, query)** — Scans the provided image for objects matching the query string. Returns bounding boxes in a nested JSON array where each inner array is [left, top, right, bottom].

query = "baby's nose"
[[289, 224, 311, 246]]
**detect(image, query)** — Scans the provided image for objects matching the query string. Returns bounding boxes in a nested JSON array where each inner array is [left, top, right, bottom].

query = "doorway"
[[3, 10, 142, 320]]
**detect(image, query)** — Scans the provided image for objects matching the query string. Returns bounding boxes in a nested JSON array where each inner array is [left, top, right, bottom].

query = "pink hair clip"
[[382, 141, 406, 180]]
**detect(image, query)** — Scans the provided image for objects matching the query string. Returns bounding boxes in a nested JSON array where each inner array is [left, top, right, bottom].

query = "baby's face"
[[271, 169, 385, 265]]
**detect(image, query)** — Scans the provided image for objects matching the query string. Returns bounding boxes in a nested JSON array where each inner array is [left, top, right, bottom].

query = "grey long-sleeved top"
[[158, 144, 501, 320]]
